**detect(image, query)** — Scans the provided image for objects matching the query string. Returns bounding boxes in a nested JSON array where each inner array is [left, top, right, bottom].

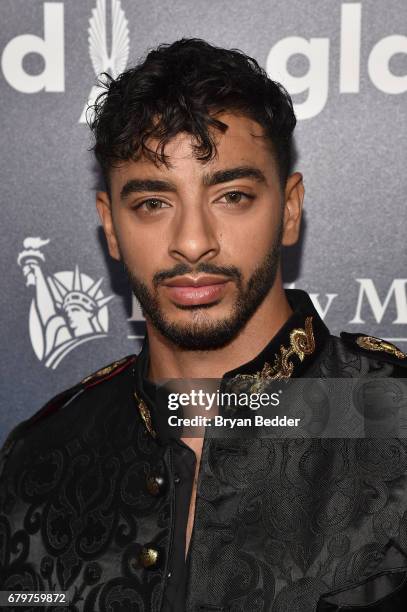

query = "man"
[[1, 38, 407, 612]]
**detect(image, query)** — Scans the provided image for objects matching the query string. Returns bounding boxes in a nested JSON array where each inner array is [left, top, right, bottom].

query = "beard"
[[123, 224, 283, 350]]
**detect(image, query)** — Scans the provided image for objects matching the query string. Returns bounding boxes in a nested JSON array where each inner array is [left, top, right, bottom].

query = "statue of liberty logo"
[[17, 237, 114, 369]]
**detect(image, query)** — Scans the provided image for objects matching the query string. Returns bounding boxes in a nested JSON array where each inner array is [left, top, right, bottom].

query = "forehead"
[[111, 112, 277, 183]]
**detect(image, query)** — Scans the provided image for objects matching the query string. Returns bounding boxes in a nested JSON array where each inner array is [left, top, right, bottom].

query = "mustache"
[[152, 262, 242, 288]]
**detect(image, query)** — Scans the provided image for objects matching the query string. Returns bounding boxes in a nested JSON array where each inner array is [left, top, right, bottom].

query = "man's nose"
[[168, 205, 220, 264]]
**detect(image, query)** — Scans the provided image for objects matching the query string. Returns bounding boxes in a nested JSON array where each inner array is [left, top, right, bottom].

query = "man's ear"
[[281, 172, 304, 246], [96, 191, 121, 261]]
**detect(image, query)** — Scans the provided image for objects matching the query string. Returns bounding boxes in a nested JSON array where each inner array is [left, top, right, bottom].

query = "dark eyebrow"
[[202, 166, 267, 187], [120, 166, 266, 200], [120, 178, 177, 200]]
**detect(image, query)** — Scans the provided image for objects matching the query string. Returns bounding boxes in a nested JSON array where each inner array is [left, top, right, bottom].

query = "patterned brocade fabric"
[[1, 290, 407, 611]]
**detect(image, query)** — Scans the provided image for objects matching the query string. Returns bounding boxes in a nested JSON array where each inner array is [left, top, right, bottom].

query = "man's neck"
[[145, 281, 293, 380]]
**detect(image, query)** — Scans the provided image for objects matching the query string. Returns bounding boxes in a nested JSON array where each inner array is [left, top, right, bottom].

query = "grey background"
[[0, 0, 406, 442]]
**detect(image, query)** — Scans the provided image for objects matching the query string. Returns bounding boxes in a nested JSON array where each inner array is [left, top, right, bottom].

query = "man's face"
[[97, 113, 303, 349], [65, 305, 92, 333]]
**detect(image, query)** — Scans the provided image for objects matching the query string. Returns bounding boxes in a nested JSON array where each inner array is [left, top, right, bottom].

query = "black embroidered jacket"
[[1, 289, 407, 612]]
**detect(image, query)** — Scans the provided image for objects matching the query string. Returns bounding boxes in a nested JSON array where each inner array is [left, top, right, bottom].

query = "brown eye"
[[136, 199, 170, 212], [145, 199, 163, 210], [224, 192, 243, 203], [220, 191, 254, 205]]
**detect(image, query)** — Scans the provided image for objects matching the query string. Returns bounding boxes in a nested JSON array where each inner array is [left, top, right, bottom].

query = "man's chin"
[[146, 313, 238, 351], [129, 241, 282, 350]]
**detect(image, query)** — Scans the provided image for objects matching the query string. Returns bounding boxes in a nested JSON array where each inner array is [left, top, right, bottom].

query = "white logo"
[[286, 281, 407, 343], [1, 3, 64, 93], [266, 3, 407, 119], [350, 279, 407, 325], [17, 237, 114, 369], [79, 0, 130, 123], [1, 2, 405, 120]]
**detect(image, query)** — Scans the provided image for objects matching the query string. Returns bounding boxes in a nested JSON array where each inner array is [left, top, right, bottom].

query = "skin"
[[96, 111, 304, 557], [96, 112, 304, 380]]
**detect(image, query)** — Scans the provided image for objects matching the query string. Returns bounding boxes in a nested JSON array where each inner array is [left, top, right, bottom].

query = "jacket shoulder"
[[339, 332, 407, 368], [31, 354, 137, 426], [0, 354, 137, 470]]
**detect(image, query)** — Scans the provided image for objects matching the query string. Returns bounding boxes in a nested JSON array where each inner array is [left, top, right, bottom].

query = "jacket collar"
[[222, 289, 329, 381], [133, 289, 330, 440]]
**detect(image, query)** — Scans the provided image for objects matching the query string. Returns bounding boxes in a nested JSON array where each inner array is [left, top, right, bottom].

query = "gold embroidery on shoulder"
[[134, 393, 157, 438], [356, 335, 406, 360], [233, 316, 315, 392], [81, 356, 131, 384]]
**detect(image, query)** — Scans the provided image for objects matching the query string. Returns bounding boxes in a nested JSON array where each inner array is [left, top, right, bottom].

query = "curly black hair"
[[89, 38, 296, 193]]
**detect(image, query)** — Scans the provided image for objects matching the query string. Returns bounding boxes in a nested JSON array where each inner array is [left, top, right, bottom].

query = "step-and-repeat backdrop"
[[1, 0, 406, 442]]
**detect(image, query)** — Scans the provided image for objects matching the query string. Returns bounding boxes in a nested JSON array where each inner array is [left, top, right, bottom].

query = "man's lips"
[[162, 275, 231, 306]]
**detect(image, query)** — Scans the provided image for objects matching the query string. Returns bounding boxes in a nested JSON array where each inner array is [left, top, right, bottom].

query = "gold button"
[[138, 546, 159, 569], [146, 474, 165, 496]]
